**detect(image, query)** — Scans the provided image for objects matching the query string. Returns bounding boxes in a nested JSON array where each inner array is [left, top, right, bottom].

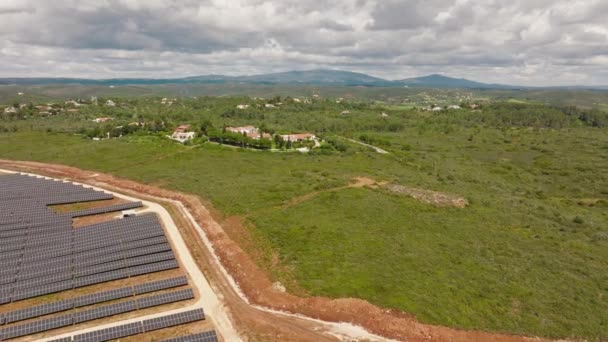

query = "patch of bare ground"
[[386, 184, 469, 208], [0, 160, 550, 342], [50, 197, 129, 213], [71, 211, 122, 227], [282, 176, 387, 209]]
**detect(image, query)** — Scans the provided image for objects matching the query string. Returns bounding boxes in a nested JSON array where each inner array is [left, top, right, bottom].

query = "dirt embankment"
[[0, 160, 548, 342]]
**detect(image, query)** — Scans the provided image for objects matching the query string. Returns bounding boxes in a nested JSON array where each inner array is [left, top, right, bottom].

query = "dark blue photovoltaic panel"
[[142, 309, 205, 332], [136, 288, 194, 309], [73, 287, 133, 308], [133, 276, 188, 295], [73, 322, 142, 342], [0, 174, 180, 307], [0, 314, 72, 340], [72, 300, 137, 324], [4, 298, 74, 323]]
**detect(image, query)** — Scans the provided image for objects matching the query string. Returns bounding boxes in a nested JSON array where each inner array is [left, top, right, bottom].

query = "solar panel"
[[159, 330, 219, 342], [136, 288, 194, 309], [133, 276, 188, 295], [142, 309, 205, 332], [12, 280, 73, 301], [129, 259, 179, 277], [0, 174, 179, 304], [4, 298, 74, 324], [72, 322, 142, 342], [72, 300, 137, 324], [0, 314, 72, 340], [73, 286, 133, 308]]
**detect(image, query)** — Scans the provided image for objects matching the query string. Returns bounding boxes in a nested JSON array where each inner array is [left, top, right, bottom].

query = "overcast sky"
[[1, 0, 607, 86]]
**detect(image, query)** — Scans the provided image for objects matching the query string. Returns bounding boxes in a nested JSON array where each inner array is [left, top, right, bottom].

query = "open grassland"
[[1, 101, 607, 340]]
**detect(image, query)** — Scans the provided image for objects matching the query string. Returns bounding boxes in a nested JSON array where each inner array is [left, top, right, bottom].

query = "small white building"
[[171, 124, 196, 143], [105, 100, 116, 107], [3, 107, 17, 114], [280, 133, 316, 142], [226, 125, 258, 134], [236, 104, 250, 110]]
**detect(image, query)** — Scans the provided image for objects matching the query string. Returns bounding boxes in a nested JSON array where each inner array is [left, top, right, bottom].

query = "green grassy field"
[[1, 99, 607, 340]]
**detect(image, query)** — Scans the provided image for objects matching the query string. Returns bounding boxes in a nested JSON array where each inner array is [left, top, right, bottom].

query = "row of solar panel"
[[0, 289, 196, 340], [0, 217, 165, 264], [45, 309, 208, 342], [0, 213, 156, 243], [0, 276, 187, 325], [0, 242, 171, 282], [0, 259, 179, 304], [0, 244, 174, 287]]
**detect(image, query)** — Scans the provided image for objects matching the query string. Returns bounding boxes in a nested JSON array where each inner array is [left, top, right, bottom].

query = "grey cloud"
[[0, 0, 606, 86]]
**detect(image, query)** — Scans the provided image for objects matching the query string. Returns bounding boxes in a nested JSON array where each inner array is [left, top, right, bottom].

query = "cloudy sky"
[[1, 0, 607, 86]]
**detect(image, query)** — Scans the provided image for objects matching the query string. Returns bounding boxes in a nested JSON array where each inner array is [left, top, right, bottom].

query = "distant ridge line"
[[0, 69, 607, 90]]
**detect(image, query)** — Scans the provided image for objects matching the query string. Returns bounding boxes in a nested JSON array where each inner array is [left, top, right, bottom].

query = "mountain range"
[[0, 70, 606, 90]]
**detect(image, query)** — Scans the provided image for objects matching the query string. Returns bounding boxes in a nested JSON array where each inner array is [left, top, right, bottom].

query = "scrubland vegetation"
[[1, 93, 607, 340]]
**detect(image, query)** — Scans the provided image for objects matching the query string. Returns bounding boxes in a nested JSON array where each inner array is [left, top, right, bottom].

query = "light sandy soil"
[[281, 176, 386, 209], [340, 137, 390, 154], [386, 184, 469, 208], [0, 160, 555, 342]]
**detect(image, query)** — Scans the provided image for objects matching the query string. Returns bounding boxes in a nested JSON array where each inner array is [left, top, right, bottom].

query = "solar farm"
[[0, 173, 219, 341]]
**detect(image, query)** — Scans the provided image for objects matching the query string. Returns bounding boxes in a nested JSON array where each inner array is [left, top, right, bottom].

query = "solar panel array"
[[0, 173, 181, 304], [0, 287, 195, 340], [0, 174, 199, 340], [142, 309, 206, 332], [160, 330, 219, 342], [45, 310, 206, 342]]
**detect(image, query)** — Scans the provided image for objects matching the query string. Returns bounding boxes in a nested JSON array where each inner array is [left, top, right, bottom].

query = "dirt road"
[[340, 137, 390, 154], [0, 160, 552, 342]]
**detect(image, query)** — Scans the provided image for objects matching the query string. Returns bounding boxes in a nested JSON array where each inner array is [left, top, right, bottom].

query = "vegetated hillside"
[[5, 69, 607, 89], [396, 74, 510, 89], [3, 84, 608, 111], [0, 97, 607, 340]]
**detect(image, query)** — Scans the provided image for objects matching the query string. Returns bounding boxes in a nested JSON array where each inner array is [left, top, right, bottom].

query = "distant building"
[[226, 125, 258, 134], [65, 100, 83, 107], [265, 103, 276, 108], [171, 124, 195, 143], [105, 100, 116, 107], [225, 126, 271, 140], [280, 133, 316, 142], [381, 112, 389, 117], [3, 107, 17, 114], [247, 132, 273, 140], [236, 104, 250, 109], [340, 110, 350, 116]]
